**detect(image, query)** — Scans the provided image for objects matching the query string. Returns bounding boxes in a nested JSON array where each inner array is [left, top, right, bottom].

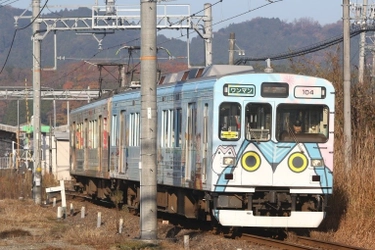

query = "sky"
[[8, 0, 343, 31]]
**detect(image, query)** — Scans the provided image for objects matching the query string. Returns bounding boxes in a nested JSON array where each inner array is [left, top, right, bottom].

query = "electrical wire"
[[0, 0, 49, 74], [234, 28, 372, 64], [157, 0, 282, 46], [45, 1, 228, 83], [213, 0, 283, 28], [43, 38, 141, 87], [0, 0, 20, 8], [0, 0, 19, 8], [166, 0, 223, 27]]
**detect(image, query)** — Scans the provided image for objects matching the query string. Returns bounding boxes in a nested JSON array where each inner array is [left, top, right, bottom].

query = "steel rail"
[[241, 233, 316, 250], [296, 236, 369, 250]]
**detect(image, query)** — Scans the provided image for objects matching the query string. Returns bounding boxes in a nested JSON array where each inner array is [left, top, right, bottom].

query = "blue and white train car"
[[70, 65, 334, 228]]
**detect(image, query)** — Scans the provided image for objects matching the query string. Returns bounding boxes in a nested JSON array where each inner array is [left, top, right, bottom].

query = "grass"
[[0, 170, 57, 200], [290, 51, 375, 249]]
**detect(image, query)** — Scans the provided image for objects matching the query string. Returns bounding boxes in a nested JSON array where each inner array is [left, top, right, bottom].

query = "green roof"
[[21, 125, 50, 133]]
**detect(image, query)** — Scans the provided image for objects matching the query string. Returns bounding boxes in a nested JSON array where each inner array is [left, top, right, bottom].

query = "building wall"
[[54, 139, 70, 180]]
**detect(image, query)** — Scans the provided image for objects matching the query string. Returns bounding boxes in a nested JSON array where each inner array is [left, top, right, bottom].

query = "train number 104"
[[294, 86, 324, 99], [302, 89, 314, 95]]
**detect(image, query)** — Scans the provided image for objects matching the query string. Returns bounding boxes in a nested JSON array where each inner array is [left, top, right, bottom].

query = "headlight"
[[311, 159, 324, 167], [223, 157, 235, 165]]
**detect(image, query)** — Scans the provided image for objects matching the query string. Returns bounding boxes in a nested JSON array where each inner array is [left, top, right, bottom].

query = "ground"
[[0, 198, 274, 250]]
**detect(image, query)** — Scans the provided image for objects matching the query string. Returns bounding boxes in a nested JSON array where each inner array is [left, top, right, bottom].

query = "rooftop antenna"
[[264, 58, 273, 73]]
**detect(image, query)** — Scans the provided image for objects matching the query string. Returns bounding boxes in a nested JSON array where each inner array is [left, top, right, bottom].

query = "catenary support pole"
[[32, 0, 42, 204], [343, 0, 352, 170], [204, 3, 212, 66], [139, 0, 157, 240], [358, 0, 367, 83], [229, 33, 235, 65]]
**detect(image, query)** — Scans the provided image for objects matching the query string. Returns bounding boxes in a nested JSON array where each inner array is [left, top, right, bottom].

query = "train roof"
[[158, 64, 254, 85]]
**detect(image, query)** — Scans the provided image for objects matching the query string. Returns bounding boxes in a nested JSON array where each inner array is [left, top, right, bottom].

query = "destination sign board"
[[223, 84, 255, 97]]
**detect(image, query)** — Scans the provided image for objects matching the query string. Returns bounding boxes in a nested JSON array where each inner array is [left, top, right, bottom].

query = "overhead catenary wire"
[[0, 0, 20, 8], [0, 1, 362, 81], [1, 1, 283, 79], [234, 28, 373, 64], [158, 0, 282, 45], [212, 0, 283, 28], [42, 1, 227, 84], [0, 0, 49, 75], [43, 38, 141, 87]]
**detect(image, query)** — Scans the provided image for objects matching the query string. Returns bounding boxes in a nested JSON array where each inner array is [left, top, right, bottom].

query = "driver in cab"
[[292, 120, 302, 134]]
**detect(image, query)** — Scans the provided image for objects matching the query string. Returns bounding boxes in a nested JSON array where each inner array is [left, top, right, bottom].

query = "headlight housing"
[[311, 159, 324, 167], [223, 157, 235, 165]]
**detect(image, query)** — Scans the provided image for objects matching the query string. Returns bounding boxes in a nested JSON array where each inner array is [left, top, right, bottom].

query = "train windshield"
[[277, 104, 329, 142], [219, 102, 241, 141], [245, 103, 271, 141]]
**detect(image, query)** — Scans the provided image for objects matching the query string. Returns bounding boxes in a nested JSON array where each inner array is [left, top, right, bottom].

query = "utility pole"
[[229, 33, 235, 65], [204, 3, 212, 66], [358, 0, 368, 83], [343, 0, 352, 171], [32, 0, 42, 204], [140, 0, 157, 240]]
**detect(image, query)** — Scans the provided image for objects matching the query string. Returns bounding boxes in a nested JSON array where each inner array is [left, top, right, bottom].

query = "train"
[[70, 64, 334, 228]]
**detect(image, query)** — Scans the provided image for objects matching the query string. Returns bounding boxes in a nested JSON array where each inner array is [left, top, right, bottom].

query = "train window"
[[175, 109, 182, 147], [277, 104, 329, 143], [245, 103, 271, 141], [84, 119, 88, 149], [88, 120, 93, 149], [71, 122, 76, 148], [76, 122, 83, 149], [103, 117, 108, 149], [111, 115, 117, 147], [219, 102, 241, 141], [93, 120, 98, 149], [88, 120, 98, 149], [162, 109, 174, 148], [129, 113, 140, 147], [203, 104, 208, 144], [88, 121, 92, 148]]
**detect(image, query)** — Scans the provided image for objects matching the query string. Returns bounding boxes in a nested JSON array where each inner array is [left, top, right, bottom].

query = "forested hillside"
[[0, 6, 345, 69], [0, 5, 349, 125]]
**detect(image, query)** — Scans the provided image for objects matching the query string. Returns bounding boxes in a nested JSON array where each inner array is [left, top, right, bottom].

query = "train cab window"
[[245, 103, 271, 141], [277, 104, 329, 143], [219, 102, 241, 141]]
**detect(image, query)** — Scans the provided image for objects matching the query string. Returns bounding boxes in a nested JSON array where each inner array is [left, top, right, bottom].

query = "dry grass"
[[290, 50, 375, 249], [0, 170, 58, 200], [0, 196, 257, 250]]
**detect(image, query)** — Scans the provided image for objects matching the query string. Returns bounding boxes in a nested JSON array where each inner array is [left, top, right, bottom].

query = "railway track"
[[295, 236, 369, 250], [62, 189, 369, 250], [241, 233, 369, 250]]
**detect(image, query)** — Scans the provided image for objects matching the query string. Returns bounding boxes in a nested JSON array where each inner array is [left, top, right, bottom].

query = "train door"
[[70, 121, 77, 170], [242, 102, 273, 185], [98, 116, 103, 172], [119, 110, 127, 174], [103, 117, 109, 172], [185, 102, 196, 185], [202, 103, 208, 184], [84, 118, 88, 171]]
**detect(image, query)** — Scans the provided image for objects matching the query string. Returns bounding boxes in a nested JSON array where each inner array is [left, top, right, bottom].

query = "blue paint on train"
[[70, 65, 335, 228]]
